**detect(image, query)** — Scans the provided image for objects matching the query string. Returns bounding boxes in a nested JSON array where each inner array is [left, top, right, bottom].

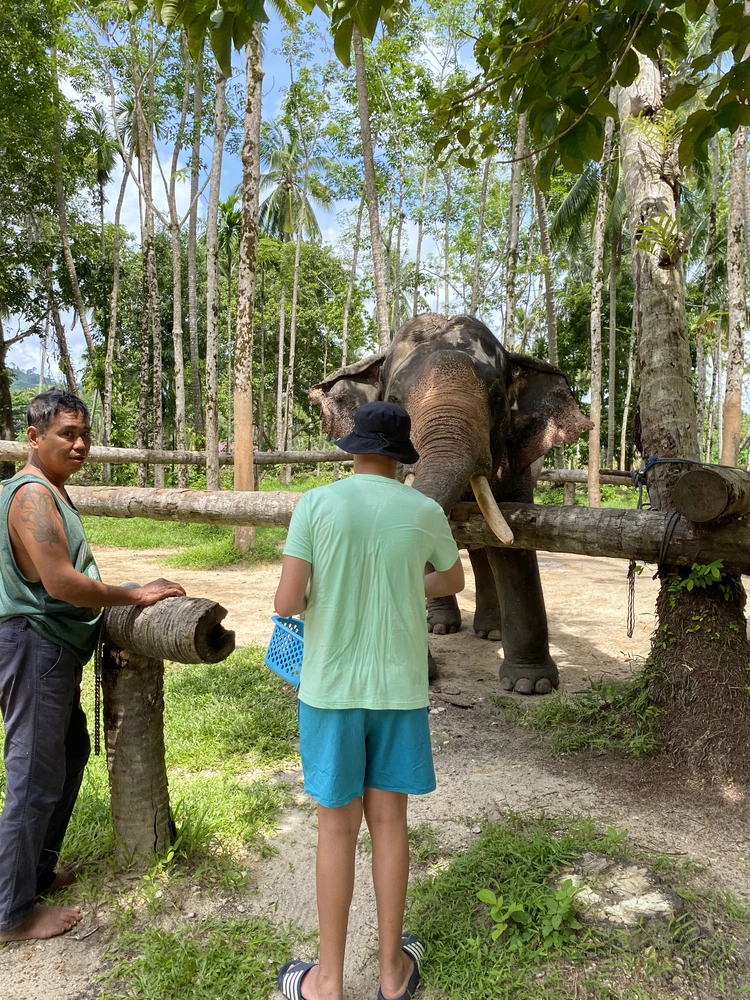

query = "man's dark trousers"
[[0, 617, 89, 930]]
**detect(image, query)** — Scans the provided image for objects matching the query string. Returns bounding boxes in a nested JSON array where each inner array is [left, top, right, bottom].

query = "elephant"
[[309, 312, 592, 695]]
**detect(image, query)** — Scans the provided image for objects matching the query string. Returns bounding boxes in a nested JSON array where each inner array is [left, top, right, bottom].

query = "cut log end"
[[671, 466, 750, 523]]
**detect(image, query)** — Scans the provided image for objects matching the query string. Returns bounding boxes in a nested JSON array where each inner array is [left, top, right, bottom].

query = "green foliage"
[[497, 673, 663, 757], [666, 560, 742, 607], [429, 0, 750, 178], [477, 879, 583, 950]]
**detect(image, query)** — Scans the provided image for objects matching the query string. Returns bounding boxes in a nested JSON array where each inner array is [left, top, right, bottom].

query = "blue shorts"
[[297, 701, 436, 809]]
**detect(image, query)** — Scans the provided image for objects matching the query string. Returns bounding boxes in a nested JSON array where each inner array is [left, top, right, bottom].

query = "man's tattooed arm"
[[15, 487, 62, 547]]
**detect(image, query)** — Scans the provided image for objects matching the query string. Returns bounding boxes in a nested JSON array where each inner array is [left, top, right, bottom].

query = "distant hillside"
[[9, 367, 60, 391]]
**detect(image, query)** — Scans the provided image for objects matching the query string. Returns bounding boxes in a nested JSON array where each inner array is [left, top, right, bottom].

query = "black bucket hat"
[[336, 401, 420, 465]]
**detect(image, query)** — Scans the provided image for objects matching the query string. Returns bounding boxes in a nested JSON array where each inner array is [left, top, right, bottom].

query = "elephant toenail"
[[500, 676, 514, 691], [514, 678, 534, 695], [535, 678, 553, 695]]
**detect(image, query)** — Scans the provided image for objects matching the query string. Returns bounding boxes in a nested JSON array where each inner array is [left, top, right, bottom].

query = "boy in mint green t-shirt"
[[274, 401, 464, 1000]]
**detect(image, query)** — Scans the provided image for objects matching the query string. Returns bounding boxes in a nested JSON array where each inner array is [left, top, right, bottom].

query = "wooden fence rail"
[[53, 485, 750, 575], [0, 440, 353, 467]]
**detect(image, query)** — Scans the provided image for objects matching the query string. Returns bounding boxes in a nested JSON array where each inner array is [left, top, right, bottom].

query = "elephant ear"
[[507, 354, 593, 471], [309, 354, 385, 440]]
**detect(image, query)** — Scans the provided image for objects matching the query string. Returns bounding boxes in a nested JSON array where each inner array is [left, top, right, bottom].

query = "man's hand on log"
[[133, 579, 186, 605]]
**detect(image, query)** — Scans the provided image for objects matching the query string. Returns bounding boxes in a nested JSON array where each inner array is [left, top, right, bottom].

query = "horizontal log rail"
[[0, 439, 353, 467], [537, 468, 632, 486], [672, 466, 750, 523], [51, 485, 750, 575]]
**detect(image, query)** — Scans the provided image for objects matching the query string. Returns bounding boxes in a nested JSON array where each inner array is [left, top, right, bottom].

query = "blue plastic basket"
[[265, 615, 305, 687]]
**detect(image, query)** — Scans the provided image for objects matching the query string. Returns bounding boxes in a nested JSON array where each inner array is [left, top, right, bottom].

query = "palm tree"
[[218, 191, 243, 450], [85, 106, 119, 258], [259, 121, 332, 450]]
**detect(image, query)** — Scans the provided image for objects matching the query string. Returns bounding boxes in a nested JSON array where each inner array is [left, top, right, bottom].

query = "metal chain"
[[93, 609, 107, 757]]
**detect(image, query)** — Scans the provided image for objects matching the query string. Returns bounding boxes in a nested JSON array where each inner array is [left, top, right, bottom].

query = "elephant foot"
[[427, 596, 461, 635], [498, 658, 559, 696], [428, 650, 438, 683], [473, 613, 502, 641]]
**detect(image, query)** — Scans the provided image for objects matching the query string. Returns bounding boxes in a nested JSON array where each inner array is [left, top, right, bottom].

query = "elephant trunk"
[[406, 353, 512, 544]]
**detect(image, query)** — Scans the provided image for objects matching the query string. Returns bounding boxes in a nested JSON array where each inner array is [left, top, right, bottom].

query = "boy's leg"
[[294, 797, 362, 1000], [363, 788, 413, 1000]]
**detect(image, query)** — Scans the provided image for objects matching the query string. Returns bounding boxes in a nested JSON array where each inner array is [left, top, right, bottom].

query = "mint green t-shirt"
[[283, 474, 460, 711]]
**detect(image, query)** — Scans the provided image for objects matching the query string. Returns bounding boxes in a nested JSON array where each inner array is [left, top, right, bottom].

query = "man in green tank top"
[[0, 390, 185, 942]]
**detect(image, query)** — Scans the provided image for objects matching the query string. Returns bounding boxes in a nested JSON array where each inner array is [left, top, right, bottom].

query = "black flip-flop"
[[376, 934, 425, 1000], [277, 959, 316, 1000]]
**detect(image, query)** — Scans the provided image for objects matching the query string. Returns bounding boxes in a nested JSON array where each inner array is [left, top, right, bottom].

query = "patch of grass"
[[534, 483, 638, 509], [98, 916, 296, 1000], [407, 815, 745, 999], [83, 517, 287, 570], [495, 673, 663, 758], [46, 647, 298, 892], [164, 648, 298, 771]]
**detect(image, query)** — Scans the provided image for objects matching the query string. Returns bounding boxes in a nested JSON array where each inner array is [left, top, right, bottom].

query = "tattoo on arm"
[[16, 489, 62, 547]]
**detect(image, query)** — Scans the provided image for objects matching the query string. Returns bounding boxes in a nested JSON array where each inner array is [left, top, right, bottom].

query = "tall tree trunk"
[[352, 27, 390, 351], [443, 166, 451, 318], [276, 285, 286, 450], [167, 50, 191, 489], [226, 247, 233, 453], [618, 58, 747, 778], [619, 327, 635, 470], [103, 155, 131, 484], [392, 154, 405, 334], [706, 341, 718, 462], [606, 221, 621, 469], [204, 68, 227, 491], [587, 116, 615, 506], [188, 51, 205, 437], [697, 135, 719, 457], [51, 45, 95, 360], [720, 124, 747, 466], [717, 333, 724, 460], [257, 267, 266, 453], [503, 112, 526, 349], [470, 155, 492, 316], [413, 164, 428, 317], [0, 317, 17, 480], [342, 194, 365, 367], [233, 24, 263, 551], [282, 178, 308, 451], [530, 151, 563, 467]]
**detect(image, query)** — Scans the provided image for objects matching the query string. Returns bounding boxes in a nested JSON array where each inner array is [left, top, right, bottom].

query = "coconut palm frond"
[[550, 164, 599, 242]]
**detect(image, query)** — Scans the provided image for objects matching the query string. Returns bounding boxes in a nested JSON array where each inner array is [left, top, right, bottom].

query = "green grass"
[[407, 815, 745, 1000], [494, 673, 664, 758], [534, 483, 639, 509], [98, 916, 297, 1000], [0, 646, 300, 892]]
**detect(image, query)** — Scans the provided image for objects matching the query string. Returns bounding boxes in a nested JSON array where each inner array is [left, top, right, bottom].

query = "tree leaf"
[[658, 11, 686, 36], [715, 100, 742, 132], [617, 48, 640, 88], [663, 81, 699, 110], [358, 0, 382, 40], [210, 10, 235, 78], [242, 0, 270, 24], [685, 0, 710, 18], [187, 10, 212, 62], [333, 18, 354, 67], [477, 888, 497, 905]]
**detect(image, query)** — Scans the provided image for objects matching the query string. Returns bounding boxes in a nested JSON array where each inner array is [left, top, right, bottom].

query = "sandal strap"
[[278, 959, 316, 1000]]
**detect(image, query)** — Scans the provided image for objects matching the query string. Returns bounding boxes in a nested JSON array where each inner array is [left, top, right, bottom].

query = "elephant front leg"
[[469, 548, 502, 640], [425, 562, 462, 634], [488, 547, 558, 695]]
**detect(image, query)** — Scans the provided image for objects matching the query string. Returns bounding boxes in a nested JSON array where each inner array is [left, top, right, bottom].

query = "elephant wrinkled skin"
[[310, 313, 592, 695]]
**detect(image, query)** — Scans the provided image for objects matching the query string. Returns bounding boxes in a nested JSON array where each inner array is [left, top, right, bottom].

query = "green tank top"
[[0, 472, 102, 664]]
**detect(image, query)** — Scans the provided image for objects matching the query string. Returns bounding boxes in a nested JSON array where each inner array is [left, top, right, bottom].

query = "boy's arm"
[[424, 557, 465, 599], [275, 555, 312, 617]]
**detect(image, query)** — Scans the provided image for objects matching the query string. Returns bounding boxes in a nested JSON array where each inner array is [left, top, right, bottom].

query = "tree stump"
[[102, 647, 174, 863], [100, 596, 235, 864]]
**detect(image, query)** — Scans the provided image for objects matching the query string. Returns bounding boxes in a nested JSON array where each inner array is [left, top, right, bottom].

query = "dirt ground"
[[3, 549, 750, 1000]]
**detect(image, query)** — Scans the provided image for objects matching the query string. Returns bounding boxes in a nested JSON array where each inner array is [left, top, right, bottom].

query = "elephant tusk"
[[470, 475, 514, 546], [404, 473, 416, 487]]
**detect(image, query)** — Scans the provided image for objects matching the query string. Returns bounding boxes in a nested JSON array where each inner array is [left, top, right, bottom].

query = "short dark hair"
[[27, 390, 89, 435]]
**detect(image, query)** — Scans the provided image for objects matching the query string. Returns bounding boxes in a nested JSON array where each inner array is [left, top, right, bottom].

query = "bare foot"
[[380, 952, 414, 1000], [0, 904, 83, 941], [47, 866, 82, 893]]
